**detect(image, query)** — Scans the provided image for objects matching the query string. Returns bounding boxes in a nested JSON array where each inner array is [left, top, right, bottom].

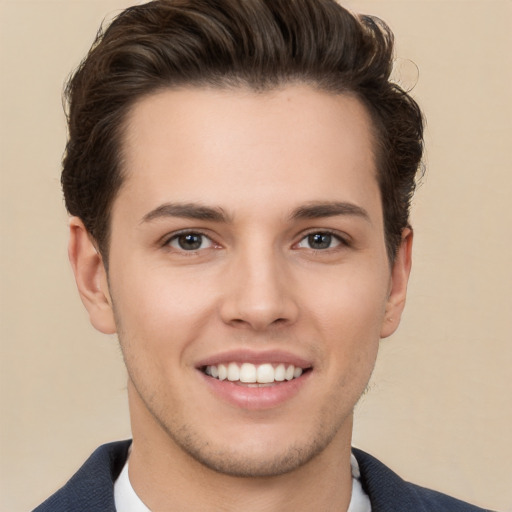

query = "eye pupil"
[[178, 233, 202, 250], [308, 233, 331, 249]]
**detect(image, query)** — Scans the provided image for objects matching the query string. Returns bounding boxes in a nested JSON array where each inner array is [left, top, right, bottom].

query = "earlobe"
[[68, 217, 117, 334], [380, 228, 413, 339]]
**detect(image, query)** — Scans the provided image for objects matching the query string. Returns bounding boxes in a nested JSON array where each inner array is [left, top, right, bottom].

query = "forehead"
[[117, 85, 381, 222]]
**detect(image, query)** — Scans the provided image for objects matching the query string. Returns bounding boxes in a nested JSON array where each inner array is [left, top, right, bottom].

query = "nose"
[[219, 247, 299, 331]]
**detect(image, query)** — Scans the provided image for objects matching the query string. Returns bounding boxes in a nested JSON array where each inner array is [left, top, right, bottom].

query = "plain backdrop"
[[1, 1, 511, 511]]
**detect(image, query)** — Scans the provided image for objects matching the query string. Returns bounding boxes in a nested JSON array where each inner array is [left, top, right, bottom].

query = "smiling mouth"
[[202, 362, 310, 385]]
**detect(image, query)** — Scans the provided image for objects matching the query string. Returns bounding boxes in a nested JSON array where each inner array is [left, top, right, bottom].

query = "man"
[[34, 0, 493, 510]]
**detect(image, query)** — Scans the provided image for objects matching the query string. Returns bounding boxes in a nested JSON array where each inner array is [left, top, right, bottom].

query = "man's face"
[[80, 85, 410, 477]]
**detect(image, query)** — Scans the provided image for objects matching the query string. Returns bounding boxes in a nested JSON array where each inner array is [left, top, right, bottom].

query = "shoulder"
[[352, 448, 495, 512], [32, 440, 131, 512]]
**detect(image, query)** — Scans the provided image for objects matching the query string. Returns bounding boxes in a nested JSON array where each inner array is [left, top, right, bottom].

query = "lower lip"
[[199, 371, 311, 410]]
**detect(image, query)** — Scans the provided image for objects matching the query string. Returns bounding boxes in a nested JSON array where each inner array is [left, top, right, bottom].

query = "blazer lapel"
[[352, 448, 429, 512]]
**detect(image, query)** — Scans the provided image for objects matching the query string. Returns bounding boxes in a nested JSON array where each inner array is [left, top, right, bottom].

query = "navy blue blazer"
[[33, 440, 494, 511]]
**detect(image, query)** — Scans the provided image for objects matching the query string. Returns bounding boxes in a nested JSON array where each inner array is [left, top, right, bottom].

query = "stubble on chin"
[[166, 424, 335, 478], [153, 394, 352, 479]]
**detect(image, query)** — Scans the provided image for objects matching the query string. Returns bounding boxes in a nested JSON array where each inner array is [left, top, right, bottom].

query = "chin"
[[182, 441, 324, 478], [166, 420, 342, 478]]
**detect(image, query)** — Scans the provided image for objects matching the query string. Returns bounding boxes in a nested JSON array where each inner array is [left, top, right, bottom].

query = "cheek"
[[110, 265, 218, 356], [308, 265, 389, 330], [303, 264, 389, 370]]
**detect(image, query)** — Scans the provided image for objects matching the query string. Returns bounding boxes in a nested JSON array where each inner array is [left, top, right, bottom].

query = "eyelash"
[[163, 230, 218, 253], [295, 230, 350, 251], [162, 229, 350, 253]]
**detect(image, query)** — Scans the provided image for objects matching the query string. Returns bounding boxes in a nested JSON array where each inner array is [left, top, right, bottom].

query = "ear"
[[380, 227, 413, 339], [68, 217, 116, 334]]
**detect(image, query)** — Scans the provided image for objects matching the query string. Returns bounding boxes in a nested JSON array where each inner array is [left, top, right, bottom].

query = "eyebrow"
[[289, 201, 371, 223], [141, 200, 370, 224], [141, 202, 230, 223]]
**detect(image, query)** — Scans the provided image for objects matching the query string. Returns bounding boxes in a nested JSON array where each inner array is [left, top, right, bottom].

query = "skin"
[[69, 85, 412, 512]]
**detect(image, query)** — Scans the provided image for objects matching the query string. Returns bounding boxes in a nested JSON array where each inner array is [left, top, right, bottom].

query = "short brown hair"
[[62, 0, 424, 262]]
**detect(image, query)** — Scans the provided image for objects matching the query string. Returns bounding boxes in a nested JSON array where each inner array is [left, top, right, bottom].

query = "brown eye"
[[168, 233, 212, 251]]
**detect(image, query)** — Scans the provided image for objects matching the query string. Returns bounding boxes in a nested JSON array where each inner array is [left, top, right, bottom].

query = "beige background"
[[1, 0, 511, 510]]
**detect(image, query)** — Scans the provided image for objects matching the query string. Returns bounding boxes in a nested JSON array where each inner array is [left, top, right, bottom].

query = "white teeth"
[[256, 363, 275, 384], [218, 364, 227, 381], [274, 363, 285, 382], [205, 362, 306, 384], [227, 362, 240, 381], [239, 363, 257, 383]]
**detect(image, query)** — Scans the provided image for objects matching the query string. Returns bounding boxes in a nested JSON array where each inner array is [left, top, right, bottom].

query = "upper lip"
[[196, 349, 313, 369]]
